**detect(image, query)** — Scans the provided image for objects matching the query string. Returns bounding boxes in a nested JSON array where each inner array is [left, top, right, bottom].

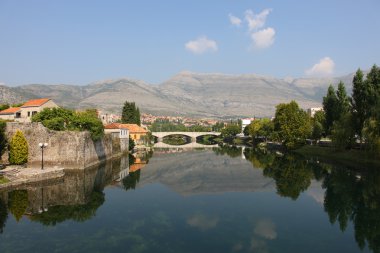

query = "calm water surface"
[[0, 146, 378, 253]]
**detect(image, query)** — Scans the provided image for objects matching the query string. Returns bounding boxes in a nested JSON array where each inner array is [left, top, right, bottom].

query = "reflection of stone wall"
[[5, 122, 128, 168], [0, 157, 124, 214]]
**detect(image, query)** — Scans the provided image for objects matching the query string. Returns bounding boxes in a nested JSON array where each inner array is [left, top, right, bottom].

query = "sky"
[[0, 0, 379, 86]]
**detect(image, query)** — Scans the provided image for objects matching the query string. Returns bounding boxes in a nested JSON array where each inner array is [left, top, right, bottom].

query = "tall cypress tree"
[[323, 85, 338, 135], [121, 101, 141, 126]]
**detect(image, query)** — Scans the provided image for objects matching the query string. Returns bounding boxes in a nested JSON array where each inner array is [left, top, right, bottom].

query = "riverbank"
[[0, 166, 65, 191], [295, 145, 380, 168]]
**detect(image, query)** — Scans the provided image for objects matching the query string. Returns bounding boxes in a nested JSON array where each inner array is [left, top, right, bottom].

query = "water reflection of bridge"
[[152, 132, 221, 142], [153, 142, 219, 149]]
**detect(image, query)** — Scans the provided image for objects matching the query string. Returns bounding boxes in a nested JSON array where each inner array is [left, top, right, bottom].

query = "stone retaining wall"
[[4, 122, 128, 168]]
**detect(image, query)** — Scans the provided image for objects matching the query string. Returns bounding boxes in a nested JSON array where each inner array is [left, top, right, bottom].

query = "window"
[[27, 112, 30, 117], [32, 111, 37, 116]]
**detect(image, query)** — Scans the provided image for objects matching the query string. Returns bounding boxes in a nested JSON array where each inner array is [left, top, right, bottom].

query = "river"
[[0, 146, 378, 253]]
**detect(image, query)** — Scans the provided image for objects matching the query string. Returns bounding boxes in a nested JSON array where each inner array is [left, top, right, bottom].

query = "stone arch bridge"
[[152, 132, 221, 143]]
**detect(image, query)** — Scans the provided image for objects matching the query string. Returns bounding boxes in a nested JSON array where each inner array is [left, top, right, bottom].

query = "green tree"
[[221, 124, 240, 138], [323, 85, 338, 135], [121, 101, 141, 126], [351, 69, 368, 144], [311, 110, 326, 140], [9, 130, 28, 165], [32, 108, 104, 141], [273, 101, 312, 149], [336, 81, 350, 119], [331, 113, 355, 149], [246, 120, 262, 138]]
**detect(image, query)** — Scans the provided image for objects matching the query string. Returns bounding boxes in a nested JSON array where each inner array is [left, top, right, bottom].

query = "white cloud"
[[229, 14, 242, 27], [187, 213, 219, 230], [185, 36, 218, 54], [254, 219, 277, 240], [251, 27, 276, 49], [305, 57, 335, 76], [245, 9, 272, 31]]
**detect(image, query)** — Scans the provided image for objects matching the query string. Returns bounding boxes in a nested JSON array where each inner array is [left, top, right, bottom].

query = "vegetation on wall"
[[9, 130, 28, 165], [32, 108, 104, 141], [0, 120, 7, 157]]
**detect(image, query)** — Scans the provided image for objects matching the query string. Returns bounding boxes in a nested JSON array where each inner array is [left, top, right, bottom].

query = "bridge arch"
[[152, 132, 221, 144]]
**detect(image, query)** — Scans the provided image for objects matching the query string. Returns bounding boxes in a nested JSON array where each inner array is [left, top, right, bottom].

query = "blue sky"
[[0, 0, 379, 85]]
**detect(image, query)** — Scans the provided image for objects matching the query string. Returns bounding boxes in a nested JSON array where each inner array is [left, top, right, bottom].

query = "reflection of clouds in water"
[[232, 242, 243, 252], [187, 213, 219, 230], [306, 182, 325, 205], [250, 238, 269, 253], [254, 219, 277, 240]]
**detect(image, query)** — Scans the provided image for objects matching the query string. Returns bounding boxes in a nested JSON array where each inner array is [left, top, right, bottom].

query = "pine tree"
[[9, 130, 28, 165]]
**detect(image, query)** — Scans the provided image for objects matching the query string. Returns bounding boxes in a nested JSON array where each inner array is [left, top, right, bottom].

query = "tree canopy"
[[273, 101, 312, 149], [121, 101, 141, 126], [32, 108, 104, 141]]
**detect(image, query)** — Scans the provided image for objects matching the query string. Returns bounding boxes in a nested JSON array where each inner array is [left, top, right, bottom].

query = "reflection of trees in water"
[[123, 170, 141, 191], [8, 190, 28, 222], [263, 155, 315, 200], [244, 148, 275, 169], [30, 191, 105, 226], [323, 167, 380, 253], [0, 198, 7, 233], [246, 147, 380, 252], [213, 145, 242, 158]]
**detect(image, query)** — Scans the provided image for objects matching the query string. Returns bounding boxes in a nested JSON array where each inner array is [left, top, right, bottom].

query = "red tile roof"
[[21, 98, 50, 107], [104, 123, 148, 133], [0, 107, 21, 115], [104, 123, 122, 129]]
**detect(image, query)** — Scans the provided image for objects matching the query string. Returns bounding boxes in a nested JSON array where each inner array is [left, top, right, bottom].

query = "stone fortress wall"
[[4, 122, 128, 169]]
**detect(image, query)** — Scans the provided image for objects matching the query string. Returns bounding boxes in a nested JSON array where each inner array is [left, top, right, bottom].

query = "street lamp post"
[[39, 142, 48, 170]]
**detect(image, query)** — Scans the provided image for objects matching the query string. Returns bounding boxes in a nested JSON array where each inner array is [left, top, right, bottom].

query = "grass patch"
[[295, 145, 380, 168], [0, 176, 9, 184]]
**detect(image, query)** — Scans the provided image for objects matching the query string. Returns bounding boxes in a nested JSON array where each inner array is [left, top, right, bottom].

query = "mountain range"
[[0, 71, 356, 118]]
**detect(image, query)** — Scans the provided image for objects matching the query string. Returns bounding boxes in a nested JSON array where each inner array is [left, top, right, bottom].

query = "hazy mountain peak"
[[0, 70, 360, 118]]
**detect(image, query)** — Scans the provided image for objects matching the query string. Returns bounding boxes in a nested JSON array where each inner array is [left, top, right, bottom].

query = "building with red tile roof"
[[0, 98, 58, 122], [104, 123, 148, 144]]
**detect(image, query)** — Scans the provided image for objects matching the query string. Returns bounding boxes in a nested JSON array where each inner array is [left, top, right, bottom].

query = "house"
[[0, 107, 22, 121], [241, 118, 255, 133], [105, 123, 149, 145], [104, 123, 130, 139], [0, 98, 59, 122], [307, 107, 323, 118]]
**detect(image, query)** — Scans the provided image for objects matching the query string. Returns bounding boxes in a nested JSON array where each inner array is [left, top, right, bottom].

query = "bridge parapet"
[[152, 132, 221, 139]]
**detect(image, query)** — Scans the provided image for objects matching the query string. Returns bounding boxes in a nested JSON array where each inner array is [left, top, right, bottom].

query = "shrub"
[[33, 108, 104, 141], [9, 130, 28, 165]]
